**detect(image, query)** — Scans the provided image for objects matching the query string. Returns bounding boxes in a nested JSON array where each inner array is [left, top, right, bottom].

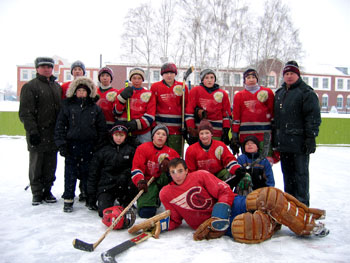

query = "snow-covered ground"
[[0, 136, 349, 263]]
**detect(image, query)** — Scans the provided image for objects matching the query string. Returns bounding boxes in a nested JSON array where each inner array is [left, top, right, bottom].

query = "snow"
[[0, 136, 350, 263]]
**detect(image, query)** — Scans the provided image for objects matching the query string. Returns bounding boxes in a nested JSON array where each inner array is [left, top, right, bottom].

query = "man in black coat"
[[19, 57, 62, 206], [273, 61, 321, 206]]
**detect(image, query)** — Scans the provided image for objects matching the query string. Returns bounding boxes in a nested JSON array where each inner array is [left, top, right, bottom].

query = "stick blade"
[[183, 66, 194, 81], [101, 251, 117, 263], [72, 238, 94, 252]]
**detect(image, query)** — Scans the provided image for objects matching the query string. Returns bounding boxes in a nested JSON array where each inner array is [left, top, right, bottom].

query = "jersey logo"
[[257, 90, 268, 103], [170, 186, 213, 210], [173, 85, 183, 96], [141, 92, 152, 103], [158, 153, 169, 165], [106, 91, 117, 102], [244, 100, 257, 113], [215, 146, 224, 160], [213, 91, 223, 103]]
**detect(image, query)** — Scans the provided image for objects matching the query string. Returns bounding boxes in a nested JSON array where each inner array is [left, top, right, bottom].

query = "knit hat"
[[67, 77, 97, 98], [75, 84, 91, 96], [129, 67, 145, 81], [242, 135, 260, 153], [98, 67, 114, 81], [152, 124, 169, 139], [71, 60, 86, 75], [161, 63, 177, 75], [243, 68, 259, 83], [110, 124, 128, 136], [283, 61, 300, 77], [200, 69, 216, 82], [198, 119, 213, 134], [34, 57, 54, 68]]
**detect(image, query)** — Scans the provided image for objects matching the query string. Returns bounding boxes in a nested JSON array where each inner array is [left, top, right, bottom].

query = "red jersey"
[[114, 87, 156, 136], [185, 84, 231, 138], [131, 142, 180, 185], [150, 80, 189, 135], [96, 87, 119, 127], [185, 139, 240, 175], [232, 86, 274, 143], [159, 170, 235, 230], [61, 81, 71, 99]]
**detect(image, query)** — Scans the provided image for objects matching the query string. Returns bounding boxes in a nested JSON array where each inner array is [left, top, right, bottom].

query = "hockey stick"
[[73, 176, 155, 252], [181, 66, 194, 158], [24, 183, 30, 191]]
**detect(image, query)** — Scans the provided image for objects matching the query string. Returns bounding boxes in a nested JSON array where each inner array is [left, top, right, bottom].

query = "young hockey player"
[[150, 62, 189, 155], [185, 69, 231, 144], [54, 77, 107, 212], [131, 124, 179, 218], [114, 68, 156, 144], [86, 124, 138, 217], [159, 158, 329, 244]]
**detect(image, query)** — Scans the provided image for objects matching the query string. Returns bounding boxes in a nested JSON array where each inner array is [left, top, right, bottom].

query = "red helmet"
[[102, 206, 136, 230], [161, 62, 177, 75]]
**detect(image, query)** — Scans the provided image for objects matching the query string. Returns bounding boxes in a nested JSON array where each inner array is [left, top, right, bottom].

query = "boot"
[[44, 191, 57, 203], [63, 199, 74, 213], [32, 195, 43, 206]]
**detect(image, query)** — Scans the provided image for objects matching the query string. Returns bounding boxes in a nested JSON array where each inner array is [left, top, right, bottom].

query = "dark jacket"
[[19, 73, 62, 152], [87, 137, 136, 197], [273, 78, 321, 153], [54, 77, 107, 150]]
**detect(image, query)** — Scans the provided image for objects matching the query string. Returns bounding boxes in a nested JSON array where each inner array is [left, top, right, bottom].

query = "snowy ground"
[[0, 136, 350, 263]]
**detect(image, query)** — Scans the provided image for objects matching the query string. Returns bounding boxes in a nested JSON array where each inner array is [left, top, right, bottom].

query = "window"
[[223, 73, 230, 85], [336, 95, 343, 108], [337, 79, 344, 90], [234, 74, 241, 85], [347, 79, 350, 91], [321, 94, 328, 108], [267, 76, 275, 87], [322, 78, 329, 89], [21, 69, 28, 80], [31, 70, 36, 80], [347, 95, 350, 108], [64, 70, 72, 82], [303, 76, 309, 84], [312, 78, 319, 89], [153, 70, 160, 82]]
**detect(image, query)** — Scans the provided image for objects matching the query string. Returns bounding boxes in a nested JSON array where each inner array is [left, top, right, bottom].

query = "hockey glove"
[[187, 127, 198, 137], [29, 133, 41, 146], [160, 158, 170, 173], [194, 107, 207, 122], [137, 179, 148, 193], [120, 86, 133, 100], [221, 128, 230, 145], [304, 137, 316, 154], [229, 133, 240, 155], [226, 166, 246, 189], [125, 120, 138, 132], [238, 172, 252, 190]]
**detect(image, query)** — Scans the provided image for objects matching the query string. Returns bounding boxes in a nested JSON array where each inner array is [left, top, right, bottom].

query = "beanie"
[[200, 69, 216, 82], [152, 124, 169, 139], [243, 68, 259, 83], [242, 135, 260, 153], [34, 57, 54, 68], [110, 124, 128, 136], [71, 60, 86, 75], [198, 119, 213, 134], [98, 67, 114, 81], [283, 61, 300, 77], [161, 63, 177, 75], [129, 67, 145, 81]]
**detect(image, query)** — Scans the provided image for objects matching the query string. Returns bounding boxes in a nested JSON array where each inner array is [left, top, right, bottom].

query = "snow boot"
[[32, 195, 43, 206], [44, 191, 57, 203], [63, 199, 74, 213]]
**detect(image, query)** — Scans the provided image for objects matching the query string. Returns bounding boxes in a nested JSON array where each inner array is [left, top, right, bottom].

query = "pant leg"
[[226, 195, 247, 237], [29, 151, 45, 196], [41, 151, 57, 193], [62, 156, 78, 200], [98, 192, 116, 217]]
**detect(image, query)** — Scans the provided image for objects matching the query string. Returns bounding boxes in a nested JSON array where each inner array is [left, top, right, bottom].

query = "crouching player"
[[159, 158, 329, 243]]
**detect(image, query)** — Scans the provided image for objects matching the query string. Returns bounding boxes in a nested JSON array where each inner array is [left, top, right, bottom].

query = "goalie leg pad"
[[245, 187, 326, 236], [231, 211, 276, 244]]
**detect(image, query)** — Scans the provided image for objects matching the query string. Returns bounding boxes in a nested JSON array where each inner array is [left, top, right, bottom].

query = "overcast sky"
[[0, 0, 349, 91]]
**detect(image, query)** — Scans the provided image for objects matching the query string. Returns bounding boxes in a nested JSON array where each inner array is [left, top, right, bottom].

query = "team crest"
[[213, 91, 223, 103], [173, 85, 183, 96], [141, 92, 152, 103], [106, 91, 117, 102], [257, 90, 268, 103], [215, 146, 224, 160], [158, 153, 169, 164]]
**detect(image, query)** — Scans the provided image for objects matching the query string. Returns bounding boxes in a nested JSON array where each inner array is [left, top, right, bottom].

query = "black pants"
[[29, 151, 57, 196], [280, 152, 310, 206]]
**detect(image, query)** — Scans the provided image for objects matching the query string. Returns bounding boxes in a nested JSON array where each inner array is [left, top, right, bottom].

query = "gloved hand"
[[226, 166, 246, 189], [195, 107, 207, 121], [125, 120, 138, 132], [29, 133, 41, 146], [193, 217, 227, 241], [58, 145, 68, 157], [229, 133, 240, 155], [304, 137, 316, 154], [237, 172, 252, 190], [160, 158, 170, 173], [86, 196, 98, 211], [120, 86, 133, 100], [187, 127, 198, 137], [221, 128, 230, 145], [137, 179, 148, 193]]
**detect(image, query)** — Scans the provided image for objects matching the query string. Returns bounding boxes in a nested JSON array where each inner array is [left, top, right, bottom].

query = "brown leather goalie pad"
[[231, 211, 276, 244], [245, 187, 326, 236]]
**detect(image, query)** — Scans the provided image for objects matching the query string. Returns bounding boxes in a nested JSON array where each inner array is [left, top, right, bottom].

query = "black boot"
[[63, 199, 74, 213], [44, 191, 57, 203], [32, 195, 43, 206]]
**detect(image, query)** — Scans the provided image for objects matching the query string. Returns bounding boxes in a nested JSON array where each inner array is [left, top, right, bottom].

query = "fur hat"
[[198, 119, 213, 134], [34, 57, 54, 68], [152, 124, 169, 139], [200, 69, 216, 82], [98, 67, 114, 81], [243, 68, 259, 83], [67, 77, 97, 98], [161, 63, 177, 75], [283, 61, 300, 77], [242, 135, 260, 153], [129, 67, 145, 81], [71, 60, 86, 75], [110, 124, 128, 136]]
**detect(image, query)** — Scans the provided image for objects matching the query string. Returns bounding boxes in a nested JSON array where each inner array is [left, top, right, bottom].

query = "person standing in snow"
[[185, 69, 231, 145], [114, 68, 156, 144], [19, 57, 62, 206], [150, 62, 189, 155], [54, 77, 107, 212], [273, 61, 321, 207], [61, 60, 86, 99]]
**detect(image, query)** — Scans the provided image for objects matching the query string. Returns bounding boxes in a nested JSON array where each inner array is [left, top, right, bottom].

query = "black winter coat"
[[19, 74, 61, 152], [273, 78, 321, 153], [87, 138, 136, 197]]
